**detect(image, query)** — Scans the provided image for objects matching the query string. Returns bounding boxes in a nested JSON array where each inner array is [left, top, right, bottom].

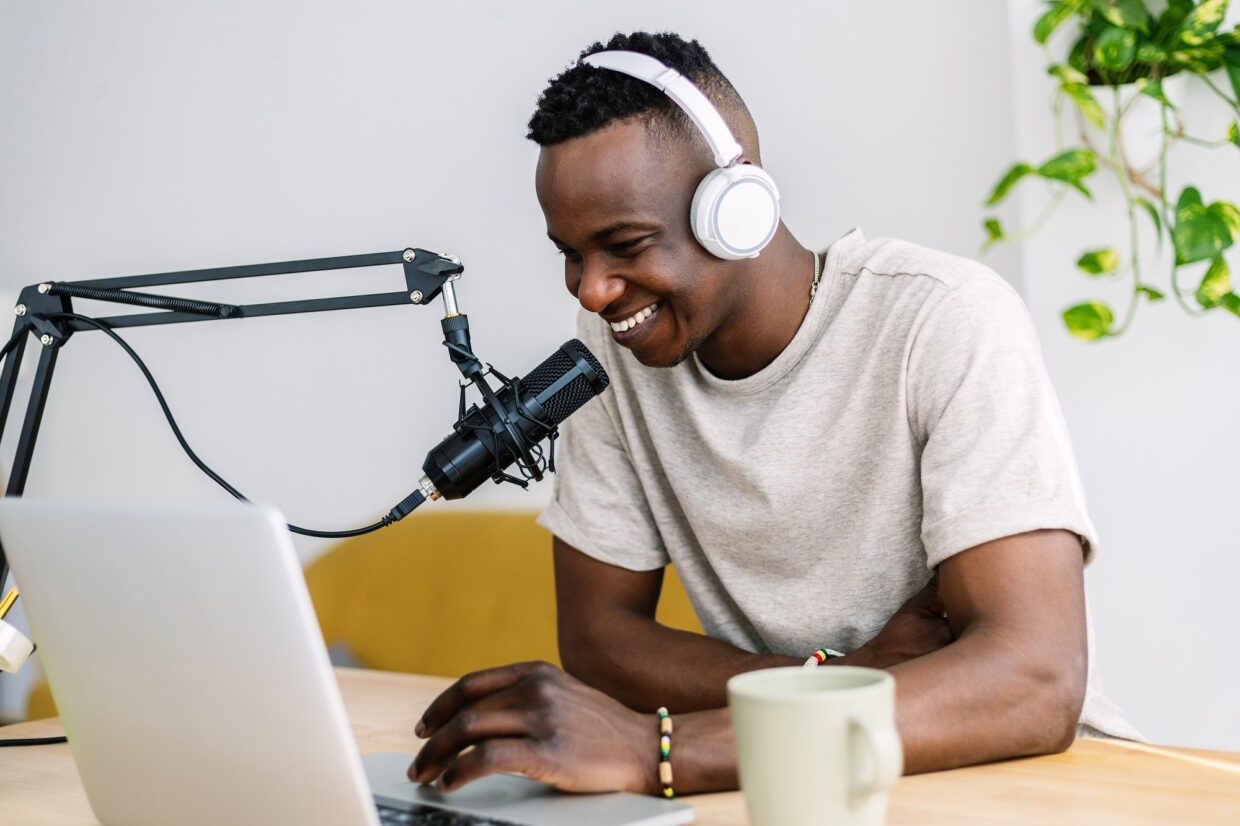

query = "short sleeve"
[[536, 310, 670, 571], [907, 279, 1098, 569]]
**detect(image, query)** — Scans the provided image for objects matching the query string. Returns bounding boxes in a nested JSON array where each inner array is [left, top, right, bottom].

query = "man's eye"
[[556, 249, 581, 261], [610, 240, 646, 256]]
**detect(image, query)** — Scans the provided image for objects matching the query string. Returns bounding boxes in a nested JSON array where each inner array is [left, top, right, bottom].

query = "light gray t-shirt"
[[538, 228, 1139, 739]]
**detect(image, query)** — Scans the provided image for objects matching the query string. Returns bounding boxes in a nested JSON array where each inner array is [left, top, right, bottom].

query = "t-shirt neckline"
[[689, 227, 865, 395]]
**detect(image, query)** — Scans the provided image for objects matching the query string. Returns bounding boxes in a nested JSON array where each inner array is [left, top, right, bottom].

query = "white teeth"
[[610, 303, 658, 333]]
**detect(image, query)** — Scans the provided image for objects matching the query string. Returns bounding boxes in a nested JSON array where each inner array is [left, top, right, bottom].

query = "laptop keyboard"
[[377, 803, 523, 825]]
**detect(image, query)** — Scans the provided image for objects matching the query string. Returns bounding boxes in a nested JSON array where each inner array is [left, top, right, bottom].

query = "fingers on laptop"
[[408, 661, 652, 794], [425, 738, 543, 792], [410, 704, 543, 785], [415, 660, 558, 738]]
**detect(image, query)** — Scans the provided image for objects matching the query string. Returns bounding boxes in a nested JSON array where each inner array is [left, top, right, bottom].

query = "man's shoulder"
[[837, 233, 1013, 297]]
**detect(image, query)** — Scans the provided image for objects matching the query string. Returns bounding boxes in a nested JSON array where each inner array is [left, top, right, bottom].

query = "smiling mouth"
[[609, 302, 659, 333]]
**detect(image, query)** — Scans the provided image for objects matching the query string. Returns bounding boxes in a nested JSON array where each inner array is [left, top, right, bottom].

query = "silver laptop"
[[0, 498, 694, 826]]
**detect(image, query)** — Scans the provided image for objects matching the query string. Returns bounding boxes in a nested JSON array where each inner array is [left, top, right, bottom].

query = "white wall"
[[0, 0, 1021, 524], [0, 0, 1022, 720], [6, 0, 1232, 758], [1004, 1, 1240, 751]]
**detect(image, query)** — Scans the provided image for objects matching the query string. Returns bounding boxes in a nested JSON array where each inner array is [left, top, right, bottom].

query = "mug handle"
[[848, 714, 903, 806]]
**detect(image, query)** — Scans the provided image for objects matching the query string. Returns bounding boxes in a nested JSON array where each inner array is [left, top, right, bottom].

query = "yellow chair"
[[26, 510, 701, 719], [303, 510, 702, 676], [25, 677, 56, 721]]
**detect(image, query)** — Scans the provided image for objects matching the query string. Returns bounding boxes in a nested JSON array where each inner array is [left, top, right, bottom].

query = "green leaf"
[[1158, 0, 1194, 32], [1068, 37, 1090, 74], [1178, 0, 1228, 45], [1038, 148, 1097, 181], [1037, 148, 1098, 199], [1136, 285, 1165, 301], [1136, 43, 1169, 64], [1035, 1, 1076, 44], [1135, 196, 1163, 242], [1063, 301, 1115, 341], [1048, 63, 1090, 85], [1136, 77, 1176, 109], [1228, 122, 1240, 150], [982, 217, 1005, 250], [1176, 186, 1204, 218], [986, 163, 1036, 205], [1062, 83, 1106, 128], [1196, 256, 1231, 308], [1173, 190, 1234, 264], [1174, 214, 1232, 264], [1225, 47, 1240, 103], [1077, 247, 1121, 274], [1094, 26, 1138, 72], [1051, 63, 1091, 84], [1222, 292, 1240, 317], [1168, 42, 1227, 73], [1093, 0, 1151, 32], [1212, 201, 1240, 241]]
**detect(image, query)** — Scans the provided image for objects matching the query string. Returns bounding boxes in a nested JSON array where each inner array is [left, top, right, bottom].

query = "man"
[[409, 31, 1139, 796]]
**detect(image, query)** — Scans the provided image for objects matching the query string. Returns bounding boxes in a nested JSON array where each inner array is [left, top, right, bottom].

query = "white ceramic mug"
[[727, 666, 902, 826]]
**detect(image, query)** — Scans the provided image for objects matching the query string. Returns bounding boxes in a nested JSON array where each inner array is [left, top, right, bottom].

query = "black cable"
[[44, 313, 424, 538], [0, 325, 27, 361], [0, 735, 67, 746], [0, 316, 422, 747]]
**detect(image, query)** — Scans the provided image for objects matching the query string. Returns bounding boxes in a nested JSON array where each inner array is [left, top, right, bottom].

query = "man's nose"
[[575, 258, 625, 315]]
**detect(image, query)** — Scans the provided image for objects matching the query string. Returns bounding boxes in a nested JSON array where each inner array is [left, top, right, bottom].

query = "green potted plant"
[[984, 0, 1240, 340]]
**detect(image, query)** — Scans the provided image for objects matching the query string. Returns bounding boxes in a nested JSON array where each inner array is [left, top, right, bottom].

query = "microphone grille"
[[523, 339, 610, 427]]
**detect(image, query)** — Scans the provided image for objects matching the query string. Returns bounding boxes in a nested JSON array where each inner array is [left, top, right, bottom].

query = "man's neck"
[[694, 227, 816, 381]]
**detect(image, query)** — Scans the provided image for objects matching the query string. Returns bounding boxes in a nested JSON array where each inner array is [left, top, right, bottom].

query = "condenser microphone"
[[417, 339, 609, 501]]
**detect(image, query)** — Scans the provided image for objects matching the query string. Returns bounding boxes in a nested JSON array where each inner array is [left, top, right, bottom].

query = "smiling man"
[[409, 31, 1140, 796]]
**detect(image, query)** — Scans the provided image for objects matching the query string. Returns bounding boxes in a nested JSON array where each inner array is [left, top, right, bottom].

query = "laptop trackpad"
[[362, 752, 694, 825]]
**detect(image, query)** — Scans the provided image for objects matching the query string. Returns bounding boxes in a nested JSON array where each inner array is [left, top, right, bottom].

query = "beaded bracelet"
[[657, 706, 674, 799], [803, 647, 844, 667]]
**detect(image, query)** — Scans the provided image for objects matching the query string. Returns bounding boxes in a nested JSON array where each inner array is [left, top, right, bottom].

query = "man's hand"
[[409, 661, 657, 794], [848, 576, 953, 669]]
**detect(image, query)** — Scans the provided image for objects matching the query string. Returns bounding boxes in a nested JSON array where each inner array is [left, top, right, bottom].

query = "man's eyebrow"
[[546, 223, 659, 248], [591, 222, 658, 242]]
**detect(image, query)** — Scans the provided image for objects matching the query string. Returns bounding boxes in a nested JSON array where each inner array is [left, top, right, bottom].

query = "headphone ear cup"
[[690, 165, 781, 260]]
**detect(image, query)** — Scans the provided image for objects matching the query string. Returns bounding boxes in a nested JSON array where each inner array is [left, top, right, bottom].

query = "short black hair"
[[527, 31, 739, 147]]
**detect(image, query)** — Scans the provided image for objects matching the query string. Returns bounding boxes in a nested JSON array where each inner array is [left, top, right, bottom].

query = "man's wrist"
[[627, 706, 666, 797], [662, 708, 738, 795]]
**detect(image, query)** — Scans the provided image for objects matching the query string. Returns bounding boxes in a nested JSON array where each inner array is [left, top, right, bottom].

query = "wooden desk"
[[2, 667, 1238, 824]]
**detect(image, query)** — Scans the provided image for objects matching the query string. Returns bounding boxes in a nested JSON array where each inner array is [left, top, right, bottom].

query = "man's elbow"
[[556, 623, 595, 682], [557, 614, 619, 685], [1023, 652, 1087, 756]]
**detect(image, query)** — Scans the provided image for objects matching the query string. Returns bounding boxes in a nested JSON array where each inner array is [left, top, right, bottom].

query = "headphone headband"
[[582, 51, 743, 169]]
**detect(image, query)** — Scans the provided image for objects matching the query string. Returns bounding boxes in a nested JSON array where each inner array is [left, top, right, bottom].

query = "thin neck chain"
[[809, 250, 823, 299]]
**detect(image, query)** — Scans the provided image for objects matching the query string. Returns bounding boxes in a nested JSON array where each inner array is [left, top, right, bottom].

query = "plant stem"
[[1158, 103, 1206, 317], [1110, 87, 1142, 337], [1167, 130, 1231, 148], [1053, 89, 1066, 151], [1077, 122, 1162, 199], [1004, 189, 1068, 245], [1200, 74, 1240, 119]]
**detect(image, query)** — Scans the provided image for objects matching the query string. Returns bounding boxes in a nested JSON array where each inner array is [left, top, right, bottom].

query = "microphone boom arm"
[[0, 247, 468, 585]]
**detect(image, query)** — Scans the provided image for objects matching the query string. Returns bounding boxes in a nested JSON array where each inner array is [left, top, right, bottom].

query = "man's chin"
[[627, 339, 696, 369]]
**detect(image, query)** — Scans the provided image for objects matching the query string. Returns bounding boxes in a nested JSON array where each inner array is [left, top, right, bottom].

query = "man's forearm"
[[561, 611, 798, 712], [644, 628, 1084, 794], [886, 623, 1085, 773]]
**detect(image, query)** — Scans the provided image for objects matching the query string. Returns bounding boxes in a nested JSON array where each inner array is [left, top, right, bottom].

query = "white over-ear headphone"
[[582, 51, 781, 261]]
